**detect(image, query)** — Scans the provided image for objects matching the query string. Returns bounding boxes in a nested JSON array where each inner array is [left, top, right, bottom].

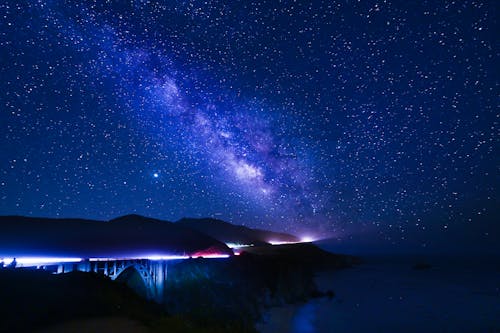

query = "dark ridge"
[[0, 215, 232, 258], [177, 217, 300, 245]]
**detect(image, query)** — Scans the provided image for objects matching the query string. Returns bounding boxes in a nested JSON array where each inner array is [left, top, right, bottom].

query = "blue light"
[[0, 257, 82, 267]]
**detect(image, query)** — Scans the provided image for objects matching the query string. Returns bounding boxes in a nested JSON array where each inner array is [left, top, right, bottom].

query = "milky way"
[[1, 1, 497, 250]]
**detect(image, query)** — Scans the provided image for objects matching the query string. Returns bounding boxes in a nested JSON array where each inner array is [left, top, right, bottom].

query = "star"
[[0, 0, 496, 251]]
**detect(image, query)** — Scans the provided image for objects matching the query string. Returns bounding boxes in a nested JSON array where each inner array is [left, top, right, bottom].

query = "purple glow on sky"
[[0, 1, 497, 251]]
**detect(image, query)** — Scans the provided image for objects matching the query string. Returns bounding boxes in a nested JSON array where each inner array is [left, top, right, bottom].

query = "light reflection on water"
[[291, 302, 317, 333]]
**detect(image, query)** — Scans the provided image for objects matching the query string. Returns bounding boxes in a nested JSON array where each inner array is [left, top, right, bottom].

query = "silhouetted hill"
[[240, 242, 360, 269], [0, 215, 232, 258], [177, 218, 300, 246]]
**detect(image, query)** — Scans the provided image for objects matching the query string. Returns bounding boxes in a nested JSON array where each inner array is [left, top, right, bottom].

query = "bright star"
[[153, 172, 159, 178]]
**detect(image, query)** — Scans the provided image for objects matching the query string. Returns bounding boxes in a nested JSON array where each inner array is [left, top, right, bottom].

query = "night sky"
[[1, 1, 498, 252]]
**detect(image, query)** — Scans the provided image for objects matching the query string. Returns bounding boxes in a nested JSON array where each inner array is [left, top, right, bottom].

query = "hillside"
[[177, 218, 300, 246], [0, 215, 232, 258]]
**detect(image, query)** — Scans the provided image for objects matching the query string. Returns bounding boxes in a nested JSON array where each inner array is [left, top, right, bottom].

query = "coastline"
[[256, 269, 336, 333], [256, 254, 500, 333]]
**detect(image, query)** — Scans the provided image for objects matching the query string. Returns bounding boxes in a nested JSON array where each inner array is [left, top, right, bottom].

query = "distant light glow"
[[153, 172, 159, 178], [1, 257, 82, 267], [268, 236, 318, 246], [225, 242, 254, 249], [300, 236, 315, 243]]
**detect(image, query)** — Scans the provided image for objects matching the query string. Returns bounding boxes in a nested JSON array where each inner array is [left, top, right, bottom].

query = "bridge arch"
[[115, 265, 152, 299], [66, 259, 167, 303]]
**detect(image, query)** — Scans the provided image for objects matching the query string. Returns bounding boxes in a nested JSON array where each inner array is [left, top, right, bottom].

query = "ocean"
[[257, 242, 500, 333]]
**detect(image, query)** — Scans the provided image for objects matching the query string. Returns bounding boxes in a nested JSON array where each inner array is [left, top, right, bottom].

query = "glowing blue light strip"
[[0, 253, 231, 267], [89, 254, 230, 261], [0, 257, 82, 267], [193, 254, 230, 259]]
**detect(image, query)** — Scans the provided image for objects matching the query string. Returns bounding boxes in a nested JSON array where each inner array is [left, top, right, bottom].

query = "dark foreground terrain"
[[0, 243, 355, 332]]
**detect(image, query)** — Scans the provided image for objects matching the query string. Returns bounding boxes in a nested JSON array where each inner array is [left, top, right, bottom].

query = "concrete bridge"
[[1, 254, 230, 303], [56, 259, 169, 302]]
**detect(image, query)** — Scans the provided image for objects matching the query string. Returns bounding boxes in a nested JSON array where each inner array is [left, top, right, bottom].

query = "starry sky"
[[1, 1, 498, 252]]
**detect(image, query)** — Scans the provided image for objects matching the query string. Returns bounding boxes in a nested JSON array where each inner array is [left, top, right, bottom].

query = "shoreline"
[[256, 254, 500, 333], [256, 268, 339, 333]]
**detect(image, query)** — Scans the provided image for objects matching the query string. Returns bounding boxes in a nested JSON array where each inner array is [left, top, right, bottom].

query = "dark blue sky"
[[1, 1, 497, 252]]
